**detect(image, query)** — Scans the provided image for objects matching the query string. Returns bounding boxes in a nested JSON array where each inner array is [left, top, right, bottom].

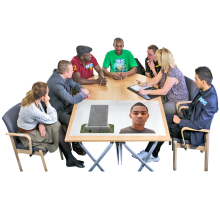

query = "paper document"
[[130, 84, 152, 92]]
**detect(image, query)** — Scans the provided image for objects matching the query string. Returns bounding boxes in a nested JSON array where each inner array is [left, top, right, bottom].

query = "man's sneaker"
[[146, 155, 160, 163], [132, 150, 149, 160]]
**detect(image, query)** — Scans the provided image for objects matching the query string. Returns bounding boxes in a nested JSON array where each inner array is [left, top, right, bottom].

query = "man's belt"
[[18, 126, 37, 133]]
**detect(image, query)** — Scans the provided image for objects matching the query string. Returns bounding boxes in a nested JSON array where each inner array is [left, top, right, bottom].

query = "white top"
[[17, 102, 57, 130]]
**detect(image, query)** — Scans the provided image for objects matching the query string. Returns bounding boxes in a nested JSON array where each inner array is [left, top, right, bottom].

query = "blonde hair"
[[155, 47, 177, 73], [21, 82, 48, 107]]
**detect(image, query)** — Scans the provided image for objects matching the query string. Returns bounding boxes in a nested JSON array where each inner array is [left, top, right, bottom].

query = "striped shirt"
[[17, 102, 57, 130]]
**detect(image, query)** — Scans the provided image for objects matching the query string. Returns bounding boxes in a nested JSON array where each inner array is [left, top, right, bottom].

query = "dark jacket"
[[179, 85, 218, 147], [47, 69, 84, 117]]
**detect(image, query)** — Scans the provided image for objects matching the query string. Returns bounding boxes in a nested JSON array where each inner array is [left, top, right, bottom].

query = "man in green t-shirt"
[[102, 38, 137, 80]]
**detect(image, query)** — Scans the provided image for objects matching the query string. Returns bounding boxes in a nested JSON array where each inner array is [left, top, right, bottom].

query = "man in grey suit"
[[47, 60, 90, 155]]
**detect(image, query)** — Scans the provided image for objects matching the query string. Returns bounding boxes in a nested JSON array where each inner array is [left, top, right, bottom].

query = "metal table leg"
[[121, 142, 155, 172], [115, 142, 119, 165], [119, 142, 123, 165], [79, 142, 113, 172], [138, 141, 158, 172]]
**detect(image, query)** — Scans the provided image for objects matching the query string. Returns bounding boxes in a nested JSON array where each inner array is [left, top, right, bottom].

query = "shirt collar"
[[201, 85, 212, 96], [76, 55, 85, 66], [58, 73, 67, 83]]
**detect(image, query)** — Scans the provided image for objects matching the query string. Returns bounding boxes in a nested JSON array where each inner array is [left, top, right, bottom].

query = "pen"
[[136, 80, 143, 86]]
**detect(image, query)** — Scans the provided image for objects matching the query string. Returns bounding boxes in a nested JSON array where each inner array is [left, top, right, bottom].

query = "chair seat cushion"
[[173, 138, 205, 146], [16, 142, 47, 153]]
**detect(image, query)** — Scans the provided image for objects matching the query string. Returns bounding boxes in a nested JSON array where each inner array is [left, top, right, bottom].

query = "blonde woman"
[[17, 82, 84, 168], [137, 47, 189, 114]]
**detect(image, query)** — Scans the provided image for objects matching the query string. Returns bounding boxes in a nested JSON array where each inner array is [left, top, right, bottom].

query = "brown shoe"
[[73, 147, 86, 156]]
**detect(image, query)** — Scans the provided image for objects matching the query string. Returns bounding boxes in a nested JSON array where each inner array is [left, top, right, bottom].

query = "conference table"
[[65, 74, 171, 172]]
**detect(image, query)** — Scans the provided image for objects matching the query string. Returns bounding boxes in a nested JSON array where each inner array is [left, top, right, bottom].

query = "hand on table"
[[97, 76, 107, 86], [138, 89, 148, 95], [81, 88, 90, 99], [111, 72, 122, 80], [86, 93, 91, 99], [39, 123, 46, 137], [81, 88, 89, 95], [173, 115, 181, 124], [120, 72, 127, 79]]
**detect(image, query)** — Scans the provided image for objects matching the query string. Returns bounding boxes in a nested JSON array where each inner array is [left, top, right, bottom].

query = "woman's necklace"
[[165, 67, 172, 76]]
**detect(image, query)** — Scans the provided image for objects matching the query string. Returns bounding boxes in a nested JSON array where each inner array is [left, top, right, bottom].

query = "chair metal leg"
[[39, 150, 48, 172], [169, 141, 171, 145], [173, 143, 177, 171], [10, 136, 23, 172]]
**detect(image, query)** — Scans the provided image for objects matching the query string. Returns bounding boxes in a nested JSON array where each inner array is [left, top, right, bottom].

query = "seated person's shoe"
[[73, 147, 86, 156], [78, 160, 84, 164], [132, 150, 149, 160], [66, 162, 85, 168], [71, 142, 86, 156], [66, 158, 85, 168], [146, 155, 160, 163]]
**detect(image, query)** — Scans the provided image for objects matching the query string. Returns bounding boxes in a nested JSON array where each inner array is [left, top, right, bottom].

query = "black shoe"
[[66, 161, 85, 168], [78, 160, 84, 164], [66, 164, 86, 168], [71, 142, 82, 149], [73, 147, 86, 156]]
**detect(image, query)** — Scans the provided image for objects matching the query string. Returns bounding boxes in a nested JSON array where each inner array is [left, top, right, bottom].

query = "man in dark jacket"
[[47, 60, 90, 155], [134, 66, 218, 162]]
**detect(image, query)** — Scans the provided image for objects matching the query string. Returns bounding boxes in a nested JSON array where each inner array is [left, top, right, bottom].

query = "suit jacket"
[[47, 69, 84, 117], [179, 85, 218, 147]]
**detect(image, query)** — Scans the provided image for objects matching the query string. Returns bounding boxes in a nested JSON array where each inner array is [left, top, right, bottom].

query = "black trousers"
[[59, 104, 74, 127], [59, 104, 80, 145], [145, 114, 190, 158]]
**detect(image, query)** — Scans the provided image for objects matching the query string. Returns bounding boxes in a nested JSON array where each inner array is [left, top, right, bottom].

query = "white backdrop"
[[71, 100, 165, 136]]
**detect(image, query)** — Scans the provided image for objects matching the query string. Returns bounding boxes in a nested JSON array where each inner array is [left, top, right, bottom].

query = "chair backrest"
[[2, 103, 21, 145], [184, 76, 197, 101], [135, 58, 145, 75]]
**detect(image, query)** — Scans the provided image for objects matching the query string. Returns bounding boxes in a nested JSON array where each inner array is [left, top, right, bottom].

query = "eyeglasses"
[[147, 53, 154, 56]]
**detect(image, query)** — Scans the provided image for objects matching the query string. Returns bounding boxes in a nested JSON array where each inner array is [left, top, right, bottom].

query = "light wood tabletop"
[[65, 74, 171, 142]]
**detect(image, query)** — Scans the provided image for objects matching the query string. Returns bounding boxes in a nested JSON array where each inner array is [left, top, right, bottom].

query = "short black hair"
[[195, 66, 213, 85], [130, 102, 148, 112], [113, 37, 124, 45], [148, 45, 158, 54]]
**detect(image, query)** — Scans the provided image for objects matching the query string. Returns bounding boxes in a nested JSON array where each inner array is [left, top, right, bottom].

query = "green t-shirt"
[[103, 49, 137, 72]]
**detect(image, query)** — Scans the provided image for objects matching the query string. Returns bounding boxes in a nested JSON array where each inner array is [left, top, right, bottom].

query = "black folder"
[[127, 85, 160, 100]]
